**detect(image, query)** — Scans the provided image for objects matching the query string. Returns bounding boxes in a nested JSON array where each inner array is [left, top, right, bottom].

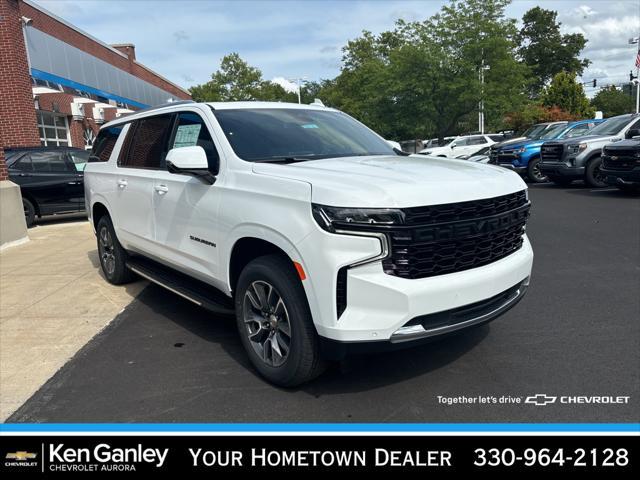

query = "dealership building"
[[0, 0, 191, 246]]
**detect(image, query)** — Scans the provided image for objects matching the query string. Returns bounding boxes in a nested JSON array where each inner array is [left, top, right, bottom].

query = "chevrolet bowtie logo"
[[6, 451, 37, 461], [525, 394, 557, 406]]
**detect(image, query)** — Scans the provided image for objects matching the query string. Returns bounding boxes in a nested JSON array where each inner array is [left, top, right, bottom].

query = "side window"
[[120, 115, 174, 169], [30, 152, 71, 173], [469, 137, 488, 145], [629, 119, 640, 130], [455, 137, 469, 146], [90, 126, 123, 162], [8, 154, 32, 171], [170, 112, 220, 173]]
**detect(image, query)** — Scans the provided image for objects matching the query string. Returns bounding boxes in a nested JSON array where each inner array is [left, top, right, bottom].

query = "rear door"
[[22, 151, 80, 215], [67, 150, 90, 211], [113, 114, 175, 252]]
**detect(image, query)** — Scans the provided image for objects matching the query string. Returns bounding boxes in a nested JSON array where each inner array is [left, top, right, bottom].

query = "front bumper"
[[498, 163, 527, 174], [539, 162, 584, 178], [304, 234, 533, 344], [602, 167, 640, 186]]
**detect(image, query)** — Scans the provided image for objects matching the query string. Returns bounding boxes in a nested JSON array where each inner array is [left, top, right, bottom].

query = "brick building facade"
[[0, 0, 190, 181]]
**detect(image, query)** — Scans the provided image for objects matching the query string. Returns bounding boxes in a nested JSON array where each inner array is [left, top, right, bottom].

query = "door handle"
[[155, 184, 169, 195], [68, 181, 79, 185], [117, 179, 128, 189]]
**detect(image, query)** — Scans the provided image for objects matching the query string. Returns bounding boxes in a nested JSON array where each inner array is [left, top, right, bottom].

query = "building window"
[[37, 111, 71, 146], [83, 127, 96, 149]]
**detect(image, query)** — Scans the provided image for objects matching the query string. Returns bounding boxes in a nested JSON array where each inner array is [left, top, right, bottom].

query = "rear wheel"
[[22, 198, 36, 227], [235, 254, 325, 387], [585, 157, 607, 188], [526, 157, 547, 183], [96, 215, 135, 284]]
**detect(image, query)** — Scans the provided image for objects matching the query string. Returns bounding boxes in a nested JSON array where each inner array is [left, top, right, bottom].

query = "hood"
[[496, 138, 545, 151], [603, 139, 640, 151], [252, 155, 526, 208], [492, 136, 527, 149], [544, 134, 618, 146]]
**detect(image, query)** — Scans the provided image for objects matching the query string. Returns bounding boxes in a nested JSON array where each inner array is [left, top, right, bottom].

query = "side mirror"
[[166, 146, 215, 184], [450, 143, 457, 148], [626, 128, 640, 139]]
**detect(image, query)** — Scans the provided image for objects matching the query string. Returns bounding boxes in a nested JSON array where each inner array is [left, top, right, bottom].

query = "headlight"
[[312, 204, 405, 232], [569, 143, 588, 154], [515, 147, 526, 154]]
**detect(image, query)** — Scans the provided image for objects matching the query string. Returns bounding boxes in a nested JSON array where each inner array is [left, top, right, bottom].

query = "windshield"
[[539, 124, 567, 139], [521, 124, 548, 139], [588, 116, 632, 136], [213, 108, 395, 161]]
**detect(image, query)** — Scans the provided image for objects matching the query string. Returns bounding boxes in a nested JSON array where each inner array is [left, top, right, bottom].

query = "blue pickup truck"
[[489, 119, 604, 182]]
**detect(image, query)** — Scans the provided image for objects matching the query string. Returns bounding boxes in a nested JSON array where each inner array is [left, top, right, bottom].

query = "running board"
[[126, 257, 234, 315]]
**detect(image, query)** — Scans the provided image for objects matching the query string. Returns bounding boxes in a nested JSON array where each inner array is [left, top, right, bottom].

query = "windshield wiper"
[[253, 157, 315, 164]]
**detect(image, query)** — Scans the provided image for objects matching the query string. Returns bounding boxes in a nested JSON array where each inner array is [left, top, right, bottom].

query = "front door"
[[152, 110, 222, 280]]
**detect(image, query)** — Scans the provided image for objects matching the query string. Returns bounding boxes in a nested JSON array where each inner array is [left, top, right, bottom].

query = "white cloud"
[[271, 77, 299, 93]]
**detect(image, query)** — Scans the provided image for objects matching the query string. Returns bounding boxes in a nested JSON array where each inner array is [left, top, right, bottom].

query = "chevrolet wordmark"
[[85, 101, 533, 386]]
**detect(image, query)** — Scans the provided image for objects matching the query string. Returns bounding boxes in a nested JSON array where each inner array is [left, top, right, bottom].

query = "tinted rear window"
[[90, 126, 123, 162]]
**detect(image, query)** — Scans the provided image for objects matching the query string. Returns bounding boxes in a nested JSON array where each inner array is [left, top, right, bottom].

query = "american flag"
[[636, 50, 640, 69]]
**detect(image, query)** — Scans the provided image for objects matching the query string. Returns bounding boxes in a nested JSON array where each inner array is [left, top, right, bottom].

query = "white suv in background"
[[85, 101, 533, 386], [420, 134, 504, 158]]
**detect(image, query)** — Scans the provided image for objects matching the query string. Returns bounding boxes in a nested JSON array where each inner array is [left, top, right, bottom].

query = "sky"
[[34, 0, 640, 96]]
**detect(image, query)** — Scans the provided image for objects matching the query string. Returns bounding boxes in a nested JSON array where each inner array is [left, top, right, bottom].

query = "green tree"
[[322, 0, 529, 140], [518, 7, 590, 96], [542, 72, 594, 117], [189, 53, 296, 102], [591, 86, 635, 117]]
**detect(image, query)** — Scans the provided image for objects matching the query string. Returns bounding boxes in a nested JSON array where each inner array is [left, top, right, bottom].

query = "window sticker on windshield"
[[301, 124, 319, 129], [174, 124, 201, 148]]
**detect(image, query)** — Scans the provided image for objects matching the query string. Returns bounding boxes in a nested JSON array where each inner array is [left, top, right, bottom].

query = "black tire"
[[547, 175, 573, 186], [96, 215, 135, 285], [22, 197, 36, 227], [235, 254, 326, 387], [526, 157, 547, 183], [585, 157, 607, 188]]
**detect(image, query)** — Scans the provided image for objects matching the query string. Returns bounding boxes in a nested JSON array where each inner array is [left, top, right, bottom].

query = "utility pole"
[[630, 36, 640, 113], [289, 77, 308, 104], [478, 59, 490, 134]]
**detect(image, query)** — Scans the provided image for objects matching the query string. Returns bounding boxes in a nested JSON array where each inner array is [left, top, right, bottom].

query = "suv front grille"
[[541, 143, 564, 162], [382, 191, 530, 280], [602, 151, 640, 171]]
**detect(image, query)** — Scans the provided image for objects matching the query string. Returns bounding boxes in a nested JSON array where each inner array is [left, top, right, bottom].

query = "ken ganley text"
[[190, 448, 452, 468]]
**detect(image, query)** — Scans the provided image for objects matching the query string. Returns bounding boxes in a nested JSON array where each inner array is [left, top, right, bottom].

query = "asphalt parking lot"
[[8, 184, 640, 423]]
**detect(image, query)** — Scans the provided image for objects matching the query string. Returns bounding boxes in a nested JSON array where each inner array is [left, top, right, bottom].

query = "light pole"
[[478, 60, 490, 134], [630, 36, 639, 113], [289, 76, 308, 104]]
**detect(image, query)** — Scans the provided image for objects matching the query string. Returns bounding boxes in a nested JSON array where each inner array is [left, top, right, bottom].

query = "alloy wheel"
[[242, 280, 292, 367], [98, 226, 116, 276]]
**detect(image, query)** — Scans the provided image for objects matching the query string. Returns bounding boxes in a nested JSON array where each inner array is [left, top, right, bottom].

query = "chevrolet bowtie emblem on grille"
[[525, 394, 557, 406], [6, 451, 37, 461]]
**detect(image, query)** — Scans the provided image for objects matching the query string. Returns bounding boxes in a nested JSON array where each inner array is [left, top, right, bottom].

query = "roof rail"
[[131, 100, 196, 116]]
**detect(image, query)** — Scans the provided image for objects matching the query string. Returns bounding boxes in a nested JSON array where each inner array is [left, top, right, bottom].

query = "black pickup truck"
[[601, 139, 640, 193]]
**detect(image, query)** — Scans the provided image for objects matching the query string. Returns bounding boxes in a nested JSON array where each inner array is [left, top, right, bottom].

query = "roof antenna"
[[310, 98, 325, 106]]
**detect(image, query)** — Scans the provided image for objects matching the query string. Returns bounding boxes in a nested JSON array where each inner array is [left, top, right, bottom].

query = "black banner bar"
[[1, 435, 636, 476]]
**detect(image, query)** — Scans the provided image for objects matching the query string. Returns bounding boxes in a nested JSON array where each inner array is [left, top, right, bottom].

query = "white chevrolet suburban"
[[85, 101, 533, 386]]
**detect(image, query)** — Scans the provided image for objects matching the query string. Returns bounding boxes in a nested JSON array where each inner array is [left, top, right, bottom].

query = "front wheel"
[[585, 157, 607, 188], [235, 254, 325, 387], [527, 157, 547, 183]]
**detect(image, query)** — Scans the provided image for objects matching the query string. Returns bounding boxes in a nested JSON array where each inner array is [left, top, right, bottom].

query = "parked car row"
[[414, 113, 640, 193]]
